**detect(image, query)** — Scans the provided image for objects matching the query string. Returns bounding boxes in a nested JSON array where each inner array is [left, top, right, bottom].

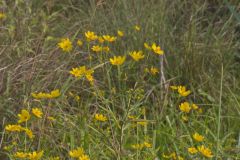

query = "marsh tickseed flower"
[[197, 145, 213, 158], [192, 103, 199, 110], [179, 102, 191, 113], [98, 36, 104, 43], [134, 25, 140, 31], [31, 89, 60, 99], [91, 45, 102, 52], [110, 56, 126, 66], [117, 30, 124, 37], [69, 147, 84, 158], [79, 155, 90, 160], [144, 43, 152, 50], [188, 147, 198, 154], [49, 157, 60, 160], [32, 108, 43, 118], [152, 43, 164, 55], [70, 66, 94, 83], [143, 142, 152, 148], [47, 116, 56, 121], [5, 124, 23, 132], [58, 38, 72, 52], [85, 31, 98, 41], [28, 150, 44, 160], [181, 115, 188, 122], [129, 51, 144, 61], [94, 113, 107, 122], [150, 67, 159, 75], [0, 13, 6, 19], [170, 85, 178, 90], [91, 45, 110, 53], [18, 109, 30, 123], [103, 35, 117, 42], [23, 128, 34, 139], [15, 152, 28, 158], [77, 39, 83, 47], [193, 132, 204, 142], [177, 86, 191, 97]]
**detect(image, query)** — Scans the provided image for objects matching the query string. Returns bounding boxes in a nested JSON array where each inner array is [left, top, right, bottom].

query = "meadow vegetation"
[[0, 0, 240, 159]]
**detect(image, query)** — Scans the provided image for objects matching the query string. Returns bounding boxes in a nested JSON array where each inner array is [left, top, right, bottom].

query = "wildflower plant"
[[2, 3, 238, 159]]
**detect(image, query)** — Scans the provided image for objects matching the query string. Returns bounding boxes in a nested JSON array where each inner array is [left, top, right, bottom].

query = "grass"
[[0, 0, 240, 159]]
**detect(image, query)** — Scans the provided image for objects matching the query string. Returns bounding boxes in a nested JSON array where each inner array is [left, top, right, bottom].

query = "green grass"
[[0, 0, 240, 159]]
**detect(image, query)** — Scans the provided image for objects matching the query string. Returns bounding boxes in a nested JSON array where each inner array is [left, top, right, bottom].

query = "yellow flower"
[[49, 157, 60, 160], [137, 121, 147, 126], [150, 67, 159, 75], [151, 43, 164, 55], [31, 89, 60, 99], [23, 128, 34, 139], [170, 85, 178, 90], [5, 124, 23, 132], [143, 142, 152, 148], [94, 113, 107, 122], [188, 147, 198, 154], [70, 66, 86, 78], [177, 86, 191, 97], [75, 95, 80, 101], [193, 132, 204, 142], [58, 38, 73, 52], [134, 25, 140, 31], [18, 109, 31, 123], [128, 115, 136, 119], [117, 30, 124, 37], [32, 108, 43, 118], [91, 45, 102, 52], [162, 152, 176, 159], [15, 152, 28, 158], [129, 51, 144, 61], [47, 116, 56, 121], [69, 147, 84, 158], [197, 145, 213, 158], [198, 108, 203, 114], [28, 150, 44, 160], [192, 104, 199, 110], [144, 43, 152, 50], [79, 154, 90, 160], [102, 46, 109, 52], [70, 66, 94, 83], [131, 144, 144, 150], [181, 115, 188, 122], [0, 13, 6, 19], [98, 36, 105, 43], [50, 89, 61, 98], [77, 39, 83, 47], [103, 35, 117, 42], [179, 102, 191, 113], [85, 31, 98, 41], [110, 56, 126, 66]]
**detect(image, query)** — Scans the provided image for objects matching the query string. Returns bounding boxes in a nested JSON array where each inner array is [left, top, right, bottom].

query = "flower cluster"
[[170, 85, 191, 97], [31, 89, 60, 99], [14, 150, 44, 160], [131, 141, 152, 150], [5, 108, 43, 139], [91, 45, 110, 53], [144, 42, 164, 55], [70, 66, 94, 83], [188, 145, 213, 158]]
